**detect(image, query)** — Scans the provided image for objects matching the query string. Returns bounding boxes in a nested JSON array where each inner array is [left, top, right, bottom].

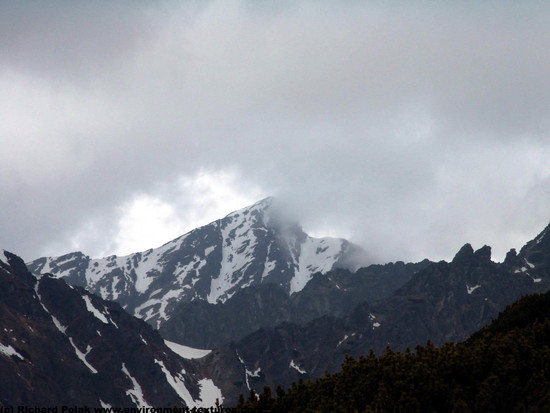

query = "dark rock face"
[[198, 317, 351, 404], [160, 283, 292, 349], [160, 260, 430, 348], [517, 222, 550, 286], [362, 244, 536, 353], [0, 251, 208, 407]]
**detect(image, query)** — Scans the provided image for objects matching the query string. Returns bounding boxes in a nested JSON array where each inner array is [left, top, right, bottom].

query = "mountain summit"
[[28, 198, 366, 328]]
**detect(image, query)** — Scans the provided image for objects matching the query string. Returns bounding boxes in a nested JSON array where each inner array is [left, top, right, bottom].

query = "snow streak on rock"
[[69, 338, 97, 374], [122, 363, 150, 407], [154, 359, 194, 407], [289, 360, 306, 374]]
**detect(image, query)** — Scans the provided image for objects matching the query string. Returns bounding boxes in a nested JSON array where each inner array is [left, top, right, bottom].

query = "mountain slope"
[[160, 260, 430, 349], [202, 240, 550, 404], [0, 250, 219, 407], [28, 198, 365, 328], [240, 289, 550, 412]]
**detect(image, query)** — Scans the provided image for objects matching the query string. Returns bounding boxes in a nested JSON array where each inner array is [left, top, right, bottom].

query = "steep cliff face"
[[0, 250, 218, 408]]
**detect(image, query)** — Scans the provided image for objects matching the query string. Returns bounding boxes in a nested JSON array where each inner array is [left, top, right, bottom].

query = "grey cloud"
[[1, 1, 550, 264], [0, 1, 158, 81]]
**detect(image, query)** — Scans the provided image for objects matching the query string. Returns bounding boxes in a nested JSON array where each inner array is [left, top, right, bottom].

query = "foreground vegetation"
[[237, 292, 550, 412]]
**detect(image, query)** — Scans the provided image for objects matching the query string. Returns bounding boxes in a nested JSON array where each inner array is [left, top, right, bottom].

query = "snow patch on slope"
[[289, 360, 306, 374], [247, 367, 261, 378], [173, 255, 207, 285], [196, 379, 223, 408], [82, 295, 110, 324], [165, 340, 211, 359], [135, 290, 182, 328], [0, 343, 25, 360], [86, 234, 189, 295], [290, 237, 345, 294], [207, 205, 260, 303], [0, 250, 9, 266]]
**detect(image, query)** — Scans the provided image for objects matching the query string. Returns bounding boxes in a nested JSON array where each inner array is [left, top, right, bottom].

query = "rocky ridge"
[[199, 235, 550, 404], [0, 250, 219, 408]]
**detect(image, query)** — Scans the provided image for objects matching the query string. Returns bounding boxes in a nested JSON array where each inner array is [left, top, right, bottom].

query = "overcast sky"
[[2, 1, 550, 265]]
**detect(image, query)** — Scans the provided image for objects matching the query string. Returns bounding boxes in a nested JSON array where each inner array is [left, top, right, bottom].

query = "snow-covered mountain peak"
[[217, 197, 277, 234], [27, 198, 366, 328], [223, 196, 274, 219]]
